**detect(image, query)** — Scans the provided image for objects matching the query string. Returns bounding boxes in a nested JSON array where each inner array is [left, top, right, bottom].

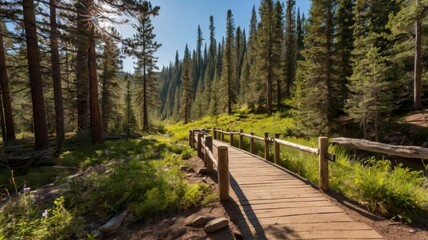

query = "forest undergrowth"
[[166, 110, 428, 223], [0, 136, 214, 239]]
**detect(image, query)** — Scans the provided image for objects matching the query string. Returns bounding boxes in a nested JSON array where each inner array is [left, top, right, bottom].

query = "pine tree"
[[284, 0, 296, 99], [101, 34, 121, 132], [252, 0, 282, 113], [23, 0, 49, 150], [124, 74, 137, 135], [240, 5, 258, 107], [294, 0, 336, 135], [389, 0, 428, 110], [220, 10, 237, 114], [0, 21, 15, 142], [124, 2, 161, 132], [296, 8, 305, 61], [181, 45, 192, 123], [335, 0, 355, 113], [75, 0, 90, 135], [49, 0, 64, 153], [346, 0, 399, 139], [273, 1, 284, 108]]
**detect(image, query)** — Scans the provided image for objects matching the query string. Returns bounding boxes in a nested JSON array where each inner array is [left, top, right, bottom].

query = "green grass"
[[0, 135, 212, 239], [166, 112, 428, 223]]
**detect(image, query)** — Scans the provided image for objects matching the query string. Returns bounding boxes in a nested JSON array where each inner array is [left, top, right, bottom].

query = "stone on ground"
[[203, 217, 229, 233]]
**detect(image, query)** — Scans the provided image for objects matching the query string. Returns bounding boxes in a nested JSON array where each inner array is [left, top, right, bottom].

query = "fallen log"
[[331, 137, 428, 160]]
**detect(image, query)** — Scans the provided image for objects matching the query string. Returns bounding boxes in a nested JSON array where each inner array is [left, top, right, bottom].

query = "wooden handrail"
[[274, 138, 318, 155], [332, 137, 428, 160], [190, 130, 229, 201], [210, 127, 332, 191]]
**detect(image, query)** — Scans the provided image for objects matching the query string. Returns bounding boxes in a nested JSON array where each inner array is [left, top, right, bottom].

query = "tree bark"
[[88, 12, 103, 143], [75, 0, 90, 134], [414, 20, 422, 110], [0, 22, 15, 142], [23, 0, 49, 150], [0, 94, 6, 141], [50, 0, 64, 153]]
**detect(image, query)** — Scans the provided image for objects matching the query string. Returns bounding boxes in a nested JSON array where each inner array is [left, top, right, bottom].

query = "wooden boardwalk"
[[213, 140, 383, 240]]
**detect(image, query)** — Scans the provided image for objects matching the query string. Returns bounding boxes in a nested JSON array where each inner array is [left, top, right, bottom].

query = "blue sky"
[[119, 0, 311, 72]]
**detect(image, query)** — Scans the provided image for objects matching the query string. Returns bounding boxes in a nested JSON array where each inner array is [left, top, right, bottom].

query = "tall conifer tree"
[[220, 10, 237, 114], [294, 0, 336, 135]]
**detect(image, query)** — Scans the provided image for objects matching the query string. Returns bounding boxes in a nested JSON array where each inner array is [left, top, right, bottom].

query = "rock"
[[98, 211, 127, 235], [421, 142, 428, 148], [191, 215, 215, 227], [197, 168, 208, 175], [184, 214, 215, 227], [186, 167, 196, 173], [203, 218, 229, 233], [159, 218, 175, 227], [170, 227, 187, 238]]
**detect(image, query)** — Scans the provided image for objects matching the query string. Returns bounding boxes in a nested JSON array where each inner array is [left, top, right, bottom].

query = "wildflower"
[[42, 209, 48, 218]]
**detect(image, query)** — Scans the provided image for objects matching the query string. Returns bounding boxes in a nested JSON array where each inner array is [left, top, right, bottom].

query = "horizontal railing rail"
[[208, 127, 334, 192]]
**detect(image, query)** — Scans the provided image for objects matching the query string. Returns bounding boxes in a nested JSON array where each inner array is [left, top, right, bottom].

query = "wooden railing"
[[189, 129, 229, 201], [209, 128, 336, 192]]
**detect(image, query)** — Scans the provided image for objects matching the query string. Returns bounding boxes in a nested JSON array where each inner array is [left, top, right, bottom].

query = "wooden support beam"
[[239, 129, 243, 149], [264, 132, 269, 161], [221, 129, 225, 142], [250, 132, 255, 154], [319, 137, 329, 192], [229, 129, 233, 146], [274, 133, 280, 165], [218, 146, 229, 201], [197, 133, 203, 159], [205, 135, 213, 173]]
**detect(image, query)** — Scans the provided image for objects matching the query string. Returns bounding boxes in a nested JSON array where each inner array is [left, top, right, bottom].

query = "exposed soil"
[[107, 156, 242, 240]]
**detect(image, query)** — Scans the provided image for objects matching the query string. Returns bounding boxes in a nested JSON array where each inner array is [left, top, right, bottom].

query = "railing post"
[[229, 129, 233, 146], [319, 136, 329, 192], [264, 132, 269, 161], [239, 129, 243, 149], [218, 146, 229, 201], [250, 132, 255, 154], [189, 130, 194, 148], [274, 133, 280, 165], [221, 129, 225, 142], [213, 128, 217, 140], [197, 133, 203, 159], [205, 135, 213, 173]]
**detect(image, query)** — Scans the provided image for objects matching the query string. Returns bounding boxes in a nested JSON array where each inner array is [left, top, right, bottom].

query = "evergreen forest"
[[1, 0, 428, 239]]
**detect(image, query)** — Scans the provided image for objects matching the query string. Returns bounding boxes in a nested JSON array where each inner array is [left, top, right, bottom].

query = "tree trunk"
[[23, 0, 49, 150], [50, 0, 64, 153], [88, 15, 103, 143], [0, 94, 6, 141], [142, 67, 149, 131], [414, 20, 422, 110], [75, 0, 90, 134], [0, 22, 15, 142]]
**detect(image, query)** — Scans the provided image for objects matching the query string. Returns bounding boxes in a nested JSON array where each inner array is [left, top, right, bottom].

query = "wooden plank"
[[211, 139, 383, 240], [266, 229, 384, 239]]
